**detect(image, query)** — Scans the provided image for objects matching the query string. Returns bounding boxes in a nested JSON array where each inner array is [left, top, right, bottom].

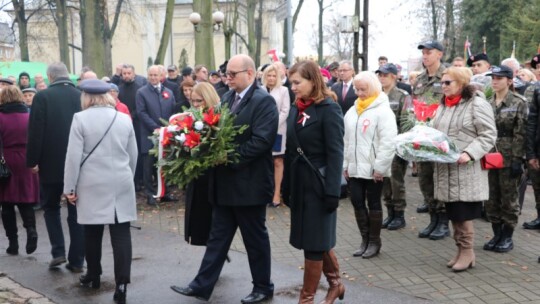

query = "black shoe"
[[26, 227, 38, 254], [49, 256, 67, 268], [66, 263, 84, 273], [416, 203, 429, 213], [494, 225, 514, 253], [387, 210, 406, 230], [79, 274, 100, 289], [170, 285, 210, 301], [241, 292, 273, 304], [114, 283, 127, 304], [429, 213, 449, 240], [483, 223, 502, 251], [161, 194, 177, 202], [382, 207, 394, 229], [418, 213, 437, 238], [6, 238, 18, 255], [523, 217, 540, 229], [147, 196, 158, 206]]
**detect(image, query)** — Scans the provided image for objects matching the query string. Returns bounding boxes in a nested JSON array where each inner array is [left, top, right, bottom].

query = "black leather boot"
[[114, 283, 127, 304], [429, 212, 450, 240], [387, 210, 406, 230], [418, 212, 438, 238], [382, 207, 394, 229], [523, 209, 540, 229], [483, 223, 502, 251], [494, 225, 514, 253], [353, 209, 369, 257], [416, 203, 429, 213], [25, 227, 38, 254], [80, 274, 101, 289], [6, 237, 18, 255]]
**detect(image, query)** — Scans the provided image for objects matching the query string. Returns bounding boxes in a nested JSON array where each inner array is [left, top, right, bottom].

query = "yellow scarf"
[[356, 94, 378, 116]]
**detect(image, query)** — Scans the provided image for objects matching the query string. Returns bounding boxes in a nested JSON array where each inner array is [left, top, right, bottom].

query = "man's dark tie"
[[231, 94, 242, 112]]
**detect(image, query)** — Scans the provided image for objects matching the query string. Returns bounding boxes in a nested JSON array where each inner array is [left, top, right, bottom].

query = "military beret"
[[487, 65, 513, 79], [22, 88, 37, 94], [181, 67, 193, 76], [0, 78, 14, 85], [467, 53, 490, 67], [417, 40, 444, 52], [375, 63, 398, 75], [79, 79, 111, 94], [531, 54, 540, 69]]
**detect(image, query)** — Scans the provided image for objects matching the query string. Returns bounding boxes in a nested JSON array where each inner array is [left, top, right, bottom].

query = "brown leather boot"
[[319, 250, 345, 304], [447, 221, 462, 268], [362, 210, 382, 259], [298, 259, 323, 304], [353, 209, 369, 257], [452, 220, 476, 272]]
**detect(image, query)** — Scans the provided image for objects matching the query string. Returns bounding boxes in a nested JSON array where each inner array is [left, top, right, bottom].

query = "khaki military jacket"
[[387, 86, 411, 133], [413, 64, 446, 102]]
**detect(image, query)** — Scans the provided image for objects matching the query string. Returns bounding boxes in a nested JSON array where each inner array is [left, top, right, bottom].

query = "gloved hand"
[[510, 161, 523, 178], [325, 196, 339, 213]]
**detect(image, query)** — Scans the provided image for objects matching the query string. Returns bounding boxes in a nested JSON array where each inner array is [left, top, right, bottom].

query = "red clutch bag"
[[481, 152, 503, 170]]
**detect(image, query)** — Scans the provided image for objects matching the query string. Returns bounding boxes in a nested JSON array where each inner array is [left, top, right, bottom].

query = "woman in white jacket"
[[344, 71, 397, 259]]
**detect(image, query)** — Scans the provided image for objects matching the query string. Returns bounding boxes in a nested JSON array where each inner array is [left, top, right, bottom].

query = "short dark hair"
[[378, 56, 388, 61]]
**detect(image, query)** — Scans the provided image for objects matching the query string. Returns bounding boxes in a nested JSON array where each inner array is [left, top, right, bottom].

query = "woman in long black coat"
[[283, 60, 345, 304]]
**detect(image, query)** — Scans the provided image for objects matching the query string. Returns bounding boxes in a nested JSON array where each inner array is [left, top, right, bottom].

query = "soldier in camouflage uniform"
[[523, 55, 540, 230], [413, 41, 449, 240], [483, 65, 528, 253], [376, 63, 412, 230]]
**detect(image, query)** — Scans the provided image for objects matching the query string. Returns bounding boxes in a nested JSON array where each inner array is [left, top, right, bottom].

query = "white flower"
[[194, 121, 204, 131], [167, 125, 178, 132], [175, 134, 186, 142]]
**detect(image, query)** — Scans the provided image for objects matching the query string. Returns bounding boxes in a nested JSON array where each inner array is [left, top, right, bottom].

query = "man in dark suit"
[[135, 65, 175, 206], [331, 60, 356, 114], [26, 62, 85, 271], [158, 65, 182, 106], [171, 54, 278, 303]]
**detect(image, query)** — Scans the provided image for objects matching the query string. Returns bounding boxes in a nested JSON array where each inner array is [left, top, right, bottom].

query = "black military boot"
[[382, 207, 394, 229], [429, 212, 450, 240], [416, 203, 429, 213], [523, 209, 540, 229], [483, 223, 502, 251], [387, 210, 406, 230], [418, 212, 438, 238], [494, 225, 514, 253]]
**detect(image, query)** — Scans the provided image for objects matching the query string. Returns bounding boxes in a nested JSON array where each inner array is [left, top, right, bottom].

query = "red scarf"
[[296, 98, 314, 124], [444, 95, 462, 107]]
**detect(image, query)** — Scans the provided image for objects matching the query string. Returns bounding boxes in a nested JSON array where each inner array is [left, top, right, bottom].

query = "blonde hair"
[[0, 86, 24, 104], [353, 71, 382, 97], [261, 64, 282, 89], [191, 82, 220, 108], [518, 68, 536, 82], [442, 67, 471, 89], [81, 92, 116, 110]]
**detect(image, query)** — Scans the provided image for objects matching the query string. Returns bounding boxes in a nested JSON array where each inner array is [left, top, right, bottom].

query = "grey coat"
[[64, 107, 138, 224], [432, 87, 497, 203]]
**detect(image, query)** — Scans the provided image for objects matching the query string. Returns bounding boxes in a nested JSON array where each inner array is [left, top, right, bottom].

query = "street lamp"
[[189, 11, 224, 32]]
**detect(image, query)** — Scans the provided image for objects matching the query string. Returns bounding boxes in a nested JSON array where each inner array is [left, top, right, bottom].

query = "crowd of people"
[[1, 39, 540, 303]]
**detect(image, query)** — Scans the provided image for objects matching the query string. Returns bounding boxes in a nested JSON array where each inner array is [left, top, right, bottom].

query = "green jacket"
[[387, 86, 411, 133], [413, 64, 446, 103]]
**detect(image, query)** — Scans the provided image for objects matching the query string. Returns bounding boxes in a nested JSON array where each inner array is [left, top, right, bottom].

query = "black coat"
[[283, 77, 296, 104], [184, 173, 212, 246], [212, 82, 279, 207], [331, 81, 356, 114], [162, 79, 182, 105], [26, 78, 81, 184], [118, 80, 145, 119], [284, 98, 344, 251]]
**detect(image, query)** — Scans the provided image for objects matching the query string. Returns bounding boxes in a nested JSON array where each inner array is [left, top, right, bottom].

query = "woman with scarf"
[[282, 60, 344, 304], [431, 67, 496, 272], [343, 71, 397, 259]]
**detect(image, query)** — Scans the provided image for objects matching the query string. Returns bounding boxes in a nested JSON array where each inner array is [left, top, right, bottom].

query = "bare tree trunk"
[[223, 0, 239, 60], [317, 0, 324, 66], [247, 0, 257, 59], [254, 0, 263, 66], [442, 0, 455, 61], [155, 0, 175, 64], [11, 0, 29, 61], [430, 0, 438, 40], [55, 0, 70, 70], [193, 0, 215, 69]]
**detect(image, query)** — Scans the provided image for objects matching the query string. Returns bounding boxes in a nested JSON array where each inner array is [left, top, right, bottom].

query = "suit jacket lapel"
[[233, 82, 258, 114]]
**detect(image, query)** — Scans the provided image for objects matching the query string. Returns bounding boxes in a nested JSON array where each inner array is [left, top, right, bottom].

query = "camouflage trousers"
[[382, 155, 408, 211], [486, 168, 520, 228], [417, 162, 446, 213], [527, 163, 540, 210]]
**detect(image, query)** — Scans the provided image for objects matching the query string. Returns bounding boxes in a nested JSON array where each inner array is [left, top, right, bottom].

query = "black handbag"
[[0, 134, 11, 182]]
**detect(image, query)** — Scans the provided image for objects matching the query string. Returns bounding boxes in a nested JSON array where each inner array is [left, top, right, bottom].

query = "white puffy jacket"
[[343, 93, 397, 179]]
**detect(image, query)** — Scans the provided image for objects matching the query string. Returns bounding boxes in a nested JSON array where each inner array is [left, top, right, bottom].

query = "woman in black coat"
[[283, 60, 345, 304]]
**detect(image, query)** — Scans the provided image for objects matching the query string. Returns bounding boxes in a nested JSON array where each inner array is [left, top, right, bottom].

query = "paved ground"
[[1, 167, 540, 303]]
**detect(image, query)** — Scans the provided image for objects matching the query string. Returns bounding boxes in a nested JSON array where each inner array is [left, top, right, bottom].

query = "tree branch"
[[109, 0, 123, 38], [68, 43, 81, 51]]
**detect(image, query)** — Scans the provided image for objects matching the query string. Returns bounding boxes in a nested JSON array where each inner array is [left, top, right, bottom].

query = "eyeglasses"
[[225, 70, 248, 78], [191, 98, 204, 103], [440, 80, 455, 86]]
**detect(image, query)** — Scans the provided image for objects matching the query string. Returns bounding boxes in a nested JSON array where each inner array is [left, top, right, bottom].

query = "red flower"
[[162, 130, 173, 147], [203, 107, 220, 126], [162, 91, 170, 99], [412, 142, 421, 150], [178, 115, 194, 130], [413, 100, 439, 122], [184, 130, 201, 149]]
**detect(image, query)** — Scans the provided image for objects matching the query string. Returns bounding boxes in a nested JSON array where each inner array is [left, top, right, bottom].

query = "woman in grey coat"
[[64, 79, 137, 304]]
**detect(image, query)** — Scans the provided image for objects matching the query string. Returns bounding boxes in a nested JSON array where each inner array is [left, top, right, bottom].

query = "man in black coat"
[[158, 65, 182, 106], [136, 65, 175, 206], [171, 54, 278, 303], [331, 60, 357, 114], [26, 62, 85, 271]]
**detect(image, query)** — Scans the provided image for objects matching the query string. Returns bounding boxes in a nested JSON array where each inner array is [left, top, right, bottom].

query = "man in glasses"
[[171, 54, 278, 304], [413, 40, 450, 241], [331, 60, 356, 113]]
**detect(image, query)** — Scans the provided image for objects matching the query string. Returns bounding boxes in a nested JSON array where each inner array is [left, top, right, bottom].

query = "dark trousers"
[[142, 153, 157, 197], [84, 221, 132, 284], [41, 183, 85, 267], [349, 177, 384, 211], [189, 205, 274, 297], [1, 203, 36, 239]]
